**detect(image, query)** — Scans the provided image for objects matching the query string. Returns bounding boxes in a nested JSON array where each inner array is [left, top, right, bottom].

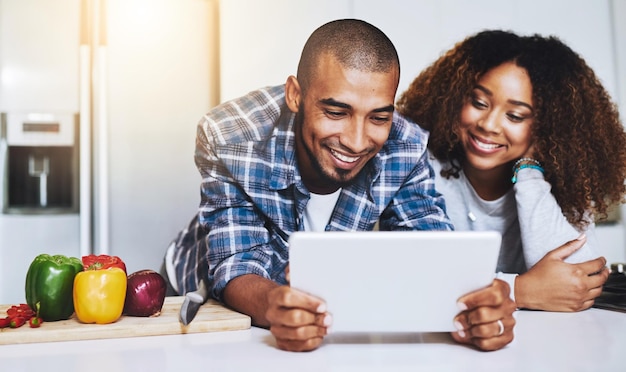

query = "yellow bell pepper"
[[73, 267, 127, 324]]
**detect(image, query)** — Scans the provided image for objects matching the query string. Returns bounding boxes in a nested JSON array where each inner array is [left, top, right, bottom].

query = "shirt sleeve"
[[379, 149, 453, 231], [514, 167, 600, 268], [192, 123, 288, 302]]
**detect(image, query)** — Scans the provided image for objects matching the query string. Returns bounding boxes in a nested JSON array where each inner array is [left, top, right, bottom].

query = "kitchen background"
[[0, 0, 624, 304]]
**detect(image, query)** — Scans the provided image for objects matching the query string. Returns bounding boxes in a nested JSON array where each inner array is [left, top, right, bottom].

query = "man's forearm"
[[222, 274, 280, 328]]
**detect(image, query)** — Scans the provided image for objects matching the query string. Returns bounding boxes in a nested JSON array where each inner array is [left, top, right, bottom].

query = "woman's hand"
[[514, 235, 609, 312], [265, 286, 332, 352], [452, 279, 516, 351]]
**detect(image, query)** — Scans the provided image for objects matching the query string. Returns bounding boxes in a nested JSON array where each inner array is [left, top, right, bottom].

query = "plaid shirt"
[[171, 85, 452, 300]]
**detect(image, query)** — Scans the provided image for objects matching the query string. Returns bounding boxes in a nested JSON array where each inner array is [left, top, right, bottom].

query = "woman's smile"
[[468, 133, 504, 153]]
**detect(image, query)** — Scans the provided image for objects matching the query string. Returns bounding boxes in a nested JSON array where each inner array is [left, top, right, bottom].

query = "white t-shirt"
[[302, 189, 342, 232]]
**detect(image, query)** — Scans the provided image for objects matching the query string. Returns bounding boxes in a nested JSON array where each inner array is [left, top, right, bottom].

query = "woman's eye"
[[472, 98, 488, 109], [507, 113, 524, 123]]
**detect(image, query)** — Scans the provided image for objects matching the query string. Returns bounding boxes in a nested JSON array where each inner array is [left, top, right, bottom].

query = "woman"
[[397, 30, 626, 312]]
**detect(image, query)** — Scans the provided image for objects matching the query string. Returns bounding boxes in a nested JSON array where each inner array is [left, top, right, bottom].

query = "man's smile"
[[330, 148, 361, 163]]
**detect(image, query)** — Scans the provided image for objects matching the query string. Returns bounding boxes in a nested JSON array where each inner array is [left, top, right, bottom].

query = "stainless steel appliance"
[[0, 112, 81, 303], [2, 112, 79, 214]]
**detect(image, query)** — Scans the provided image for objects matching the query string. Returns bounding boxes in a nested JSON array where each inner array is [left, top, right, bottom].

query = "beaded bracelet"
[[511, 163, 544, 184], [513, 157, 541, 169]]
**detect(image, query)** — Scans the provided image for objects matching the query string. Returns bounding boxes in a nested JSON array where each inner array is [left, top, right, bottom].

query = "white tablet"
[[288, 230, 501, 333]]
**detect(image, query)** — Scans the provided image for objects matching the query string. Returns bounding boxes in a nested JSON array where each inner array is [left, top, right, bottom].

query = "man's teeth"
[[475, 138, 500, 149], [331, 149, 359, 163]]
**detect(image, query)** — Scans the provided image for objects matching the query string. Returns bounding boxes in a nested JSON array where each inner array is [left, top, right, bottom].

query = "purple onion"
[[124, 269, 166, 317]]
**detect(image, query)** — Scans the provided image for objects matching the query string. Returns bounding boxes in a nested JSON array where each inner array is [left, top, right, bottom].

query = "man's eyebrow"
[[319, 98, 395, 113], [373, 104, 395, 113], [319, 98, 351, 109]]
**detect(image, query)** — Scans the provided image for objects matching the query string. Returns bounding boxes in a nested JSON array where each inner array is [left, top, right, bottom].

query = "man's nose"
[[340, 119, 369, 153]]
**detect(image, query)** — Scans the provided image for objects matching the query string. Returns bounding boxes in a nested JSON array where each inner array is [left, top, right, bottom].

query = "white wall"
[[355, 0, 617, 102], [219, 0, 352, 101], [103, 0, 218, 274], [0, 0, 80, 112], [220, 0, 618, 101], [220, 0, 626, 263], [609, 0, 626, 264]]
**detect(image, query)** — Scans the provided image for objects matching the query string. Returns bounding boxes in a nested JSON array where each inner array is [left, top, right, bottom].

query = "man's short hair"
[[297, 19, 400, 91]]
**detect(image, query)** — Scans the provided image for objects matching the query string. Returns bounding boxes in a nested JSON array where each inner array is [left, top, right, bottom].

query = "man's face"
[[293, 54, 399, 194]]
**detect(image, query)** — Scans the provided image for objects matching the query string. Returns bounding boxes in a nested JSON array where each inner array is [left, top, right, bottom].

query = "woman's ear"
[[285, 75, 301, 113]]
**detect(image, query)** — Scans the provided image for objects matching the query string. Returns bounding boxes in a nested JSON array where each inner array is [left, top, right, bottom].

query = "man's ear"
[[285, 75, 301, 113]]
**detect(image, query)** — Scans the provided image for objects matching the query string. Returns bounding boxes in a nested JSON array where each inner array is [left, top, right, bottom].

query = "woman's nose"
[[477, 111, 501, 133]]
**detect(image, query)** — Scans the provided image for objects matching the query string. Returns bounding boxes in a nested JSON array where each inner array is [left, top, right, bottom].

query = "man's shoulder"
[[383, 111, 430, 155], [202, 85, 288, 145]]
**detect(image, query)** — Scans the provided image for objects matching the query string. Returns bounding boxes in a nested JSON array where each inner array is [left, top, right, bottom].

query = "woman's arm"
[[514, 167, 600, 266], [513, 167, 609, 311]]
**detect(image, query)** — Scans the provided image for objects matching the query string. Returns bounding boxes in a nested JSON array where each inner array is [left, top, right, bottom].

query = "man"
[[164, 19, 516, 352]]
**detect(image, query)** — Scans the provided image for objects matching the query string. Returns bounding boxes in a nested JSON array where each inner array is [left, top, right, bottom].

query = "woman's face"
[[459, 61, 535, 177]]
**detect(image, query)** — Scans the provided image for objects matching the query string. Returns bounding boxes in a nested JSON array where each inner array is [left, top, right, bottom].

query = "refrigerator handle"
[[93, 0, 110, 255], [79, 0, 92, 257]]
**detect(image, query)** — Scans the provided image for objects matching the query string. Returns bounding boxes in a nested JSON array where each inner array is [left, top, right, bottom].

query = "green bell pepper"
[[25, 254, 84, 321]]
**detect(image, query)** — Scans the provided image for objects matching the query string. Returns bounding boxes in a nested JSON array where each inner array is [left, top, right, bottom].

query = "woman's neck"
[[462, 163, 512, 201]]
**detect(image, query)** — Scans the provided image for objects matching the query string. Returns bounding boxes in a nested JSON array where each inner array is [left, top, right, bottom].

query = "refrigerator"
[[0, 0, 219, 304]]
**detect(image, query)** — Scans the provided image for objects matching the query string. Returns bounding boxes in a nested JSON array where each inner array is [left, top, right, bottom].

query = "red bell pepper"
[[0, 317, 10, 328], [10, 316, 26, 328], [81, 254, 127, 274], [1, 303, 41, 329], [29, 316, 43, 328]]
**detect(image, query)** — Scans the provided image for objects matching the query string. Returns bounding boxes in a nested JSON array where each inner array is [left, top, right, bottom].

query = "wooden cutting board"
[[0, 296, 251, 345]]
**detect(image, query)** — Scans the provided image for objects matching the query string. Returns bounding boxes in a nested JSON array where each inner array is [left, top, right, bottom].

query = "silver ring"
[[496, 319, 504, 336]]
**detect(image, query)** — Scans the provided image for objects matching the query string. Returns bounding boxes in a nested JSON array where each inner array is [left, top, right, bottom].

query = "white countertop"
[[1, 308, 625, 372]]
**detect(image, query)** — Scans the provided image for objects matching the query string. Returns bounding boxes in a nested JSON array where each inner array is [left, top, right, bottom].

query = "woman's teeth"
[[474, 137, 500, 149], [331, 149, 359, 163]]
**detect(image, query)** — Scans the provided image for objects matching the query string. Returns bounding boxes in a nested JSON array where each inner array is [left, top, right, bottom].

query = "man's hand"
[[223, 273, 331, 352], [515, 235, 609, 312], [266, 286, 331, 352], [451, 279, 516, 351]]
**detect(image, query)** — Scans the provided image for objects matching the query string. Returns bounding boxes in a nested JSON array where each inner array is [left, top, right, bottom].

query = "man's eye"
[[371, 116, 390, 124], [325, 110, 345, 118]]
